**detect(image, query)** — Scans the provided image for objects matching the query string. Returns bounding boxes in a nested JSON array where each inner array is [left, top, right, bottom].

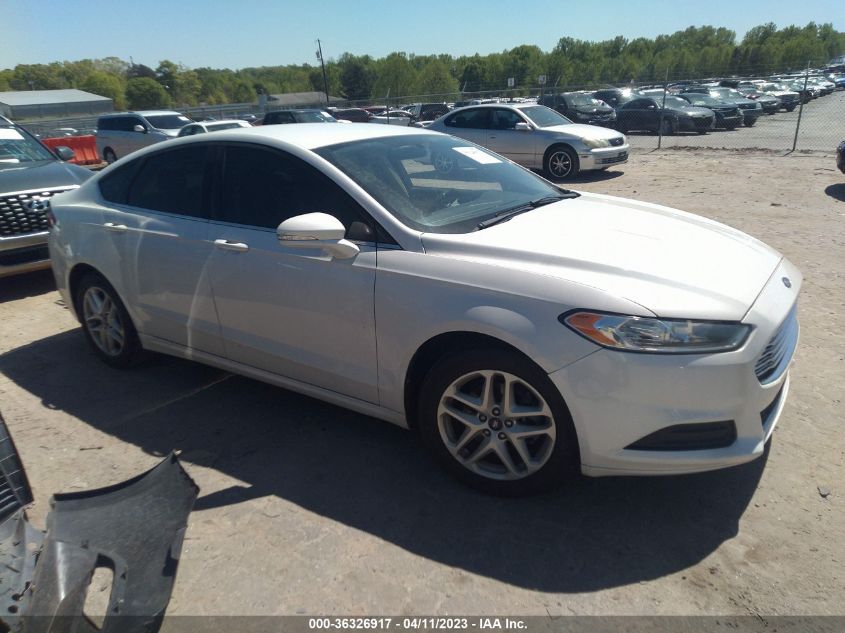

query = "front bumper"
[[0, 231, 51, 278], [714, 111, 744, 128], [678, 115, 715, 132], [550, 258, 801, 477], [580, 143, 630, 170]]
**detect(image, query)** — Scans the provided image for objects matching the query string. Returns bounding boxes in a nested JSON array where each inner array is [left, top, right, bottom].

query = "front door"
[[206, 143, 380, 403], [484, 108, 536, 166]]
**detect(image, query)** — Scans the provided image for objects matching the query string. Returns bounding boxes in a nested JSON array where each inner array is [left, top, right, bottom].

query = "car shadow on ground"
[[0, 330, 766, 593], [534, 169, 625, 184], [824, 183, 845, 201], [0, 270, 56, 303]]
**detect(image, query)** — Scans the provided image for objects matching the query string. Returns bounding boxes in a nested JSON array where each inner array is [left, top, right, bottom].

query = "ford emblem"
[[782, 277, 792, 288]]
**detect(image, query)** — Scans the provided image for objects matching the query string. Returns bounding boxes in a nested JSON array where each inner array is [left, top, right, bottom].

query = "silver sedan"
[[427, 103, 629, 180]]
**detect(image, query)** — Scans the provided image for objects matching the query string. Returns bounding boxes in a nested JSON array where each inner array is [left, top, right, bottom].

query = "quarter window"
[[126, 146, 209, 217]]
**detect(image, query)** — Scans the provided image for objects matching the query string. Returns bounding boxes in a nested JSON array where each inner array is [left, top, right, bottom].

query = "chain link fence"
[[13, 68, 845, 155]]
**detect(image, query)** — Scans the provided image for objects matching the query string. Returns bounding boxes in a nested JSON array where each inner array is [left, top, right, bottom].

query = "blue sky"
[[3, 0, 843, 70]]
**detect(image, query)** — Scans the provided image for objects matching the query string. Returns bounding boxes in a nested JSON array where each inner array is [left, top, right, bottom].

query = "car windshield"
[[316, 134, 568, 234], [518, 106, 572, 127], [567, 94, 599, 106], [207, 122, 245, 131], [145, 114, 192, 130], [0, 126, 56, 166], [711, 88, 743, 99], [683, 94, 721, 106], [293, 111, 337, 123], [663, 96, 692, 108]]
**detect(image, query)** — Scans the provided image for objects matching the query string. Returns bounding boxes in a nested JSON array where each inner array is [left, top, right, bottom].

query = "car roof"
[[176, 122, 436, 150], [200, 119, 250, 126], [99, 110, 184, 118]]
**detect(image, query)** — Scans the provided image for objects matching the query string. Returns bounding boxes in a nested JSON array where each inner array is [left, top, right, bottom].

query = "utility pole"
[[316, 39, 329, 106]]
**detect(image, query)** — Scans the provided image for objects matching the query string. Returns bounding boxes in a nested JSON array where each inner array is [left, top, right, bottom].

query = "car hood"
[[541, 123, 623, 140], [421, 192, 782, 320], [575, 106, 614, 115], [675, 106, 714, 116], [0, 159, 92, 192]]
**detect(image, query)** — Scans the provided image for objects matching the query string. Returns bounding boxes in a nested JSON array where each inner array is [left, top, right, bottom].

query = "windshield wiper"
[[476, 193, 578, 230]]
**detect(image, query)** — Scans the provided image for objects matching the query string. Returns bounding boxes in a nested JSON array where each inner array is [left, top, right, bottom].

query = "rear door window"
[[126, 146, 210, 218]]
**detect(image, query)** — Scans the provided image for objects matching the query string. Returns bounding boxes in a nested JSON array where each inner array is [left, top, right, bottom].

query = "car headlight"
[[560, 311, 752, 354], [583, 138, 611, 149]]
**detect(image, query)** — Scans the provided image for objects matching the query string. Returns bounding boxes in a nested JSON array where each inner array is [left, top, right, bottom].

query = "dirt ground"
[[0, 150, 843, 618]]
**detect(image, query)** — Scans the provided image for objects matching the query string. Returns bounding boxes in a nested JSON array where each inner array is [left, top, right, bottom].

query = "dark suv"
[[0, 117, 92, 277], [539, 92, 616, 126]]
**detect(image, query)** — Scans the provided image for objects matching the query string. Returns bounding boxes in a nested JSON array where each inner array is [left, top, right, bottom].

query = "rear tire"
[[103, 148, 117, 164], [75, 272, 143, 368], [417, 348, 580, 496]]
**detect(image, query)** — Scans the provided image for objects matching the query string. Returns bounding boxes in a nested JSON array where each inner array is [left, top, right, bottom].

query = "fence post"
[[791, 60, 810, 152], [657, 67, 669, 149]]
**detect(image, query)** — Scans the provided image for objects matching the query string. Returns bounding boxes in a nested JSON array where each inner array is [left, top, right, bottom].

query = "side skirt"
[[139, 334, 409, 429]]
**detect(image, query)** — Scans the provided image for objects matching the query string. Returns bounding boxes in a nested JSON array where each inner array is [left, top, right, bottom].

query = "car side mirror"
[[133, 124, 147, 133], [55, 146, 75, 161], [514, 122, 531, 131], [277, 212, 360, 259]]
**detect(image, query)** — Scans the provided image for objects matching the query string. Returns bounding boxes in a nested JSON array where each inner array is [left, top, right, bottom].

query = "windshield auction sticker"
[[453, 147, 501, 164], [0, 129, 25, 140]]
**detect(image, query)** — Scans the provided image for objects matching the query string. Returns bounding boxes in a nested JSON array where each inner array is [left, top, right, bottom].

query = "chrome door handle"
[[214, 239, 249, 252], [489, 134, 497, 139], [104, 222, 128, 233]]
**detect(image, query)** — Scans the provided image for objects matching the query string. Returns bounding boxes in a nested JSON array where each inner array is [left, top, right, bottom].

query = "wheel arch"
[[403, 331, 545, 431], [68, 263, 122, 322]]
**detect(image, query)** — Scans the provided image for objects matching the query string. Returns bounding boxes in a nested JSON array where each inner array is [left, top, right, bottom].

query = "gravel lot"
[[0, 150, 843, 619]]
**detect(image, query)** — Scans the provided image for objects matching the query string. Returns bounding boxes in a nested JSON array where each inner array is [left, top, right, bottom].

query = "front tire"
[[75, 273, 143, 368], [543, 145, 579, 181], [743, 117, 756, 127], [417, 349, 580, 495]]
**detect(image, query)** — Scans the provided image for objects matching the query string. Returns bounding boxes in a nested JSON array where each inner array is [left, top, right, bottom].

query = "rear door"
[[98, 144, 223, 355]]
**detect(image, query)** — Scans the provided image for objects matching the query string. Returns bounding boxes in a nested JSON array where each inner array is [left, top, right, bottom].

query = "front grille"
[[599, 152, 628, 165], [0, 187, 76, 238], [737, 103, 755, 110], [755, 304, 799, 384], [609, 137, 624, 147], [693, 117, 714, 130]]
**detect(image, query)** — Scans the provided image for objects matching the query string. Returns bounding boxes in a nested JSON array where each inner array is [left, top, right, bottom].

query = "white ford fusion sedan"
[[48, 124, 800, 495]]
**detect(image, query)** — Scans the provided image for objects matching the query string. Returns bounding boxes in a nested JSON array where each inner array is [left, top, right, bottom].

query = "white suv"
[[95, 111, 191, 163]]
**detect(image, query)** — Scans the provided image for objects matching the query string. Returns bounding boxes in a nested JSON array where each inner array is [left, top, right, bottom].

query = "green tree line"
[[1, 22, 842, 109]]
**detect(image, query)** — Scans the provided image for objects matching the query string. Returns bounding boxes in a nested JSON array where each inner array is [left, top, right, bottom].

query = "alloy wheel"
[[437, 370, 556, 481], [547, 151, 573, 179], [82, 286, 125, 357]]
